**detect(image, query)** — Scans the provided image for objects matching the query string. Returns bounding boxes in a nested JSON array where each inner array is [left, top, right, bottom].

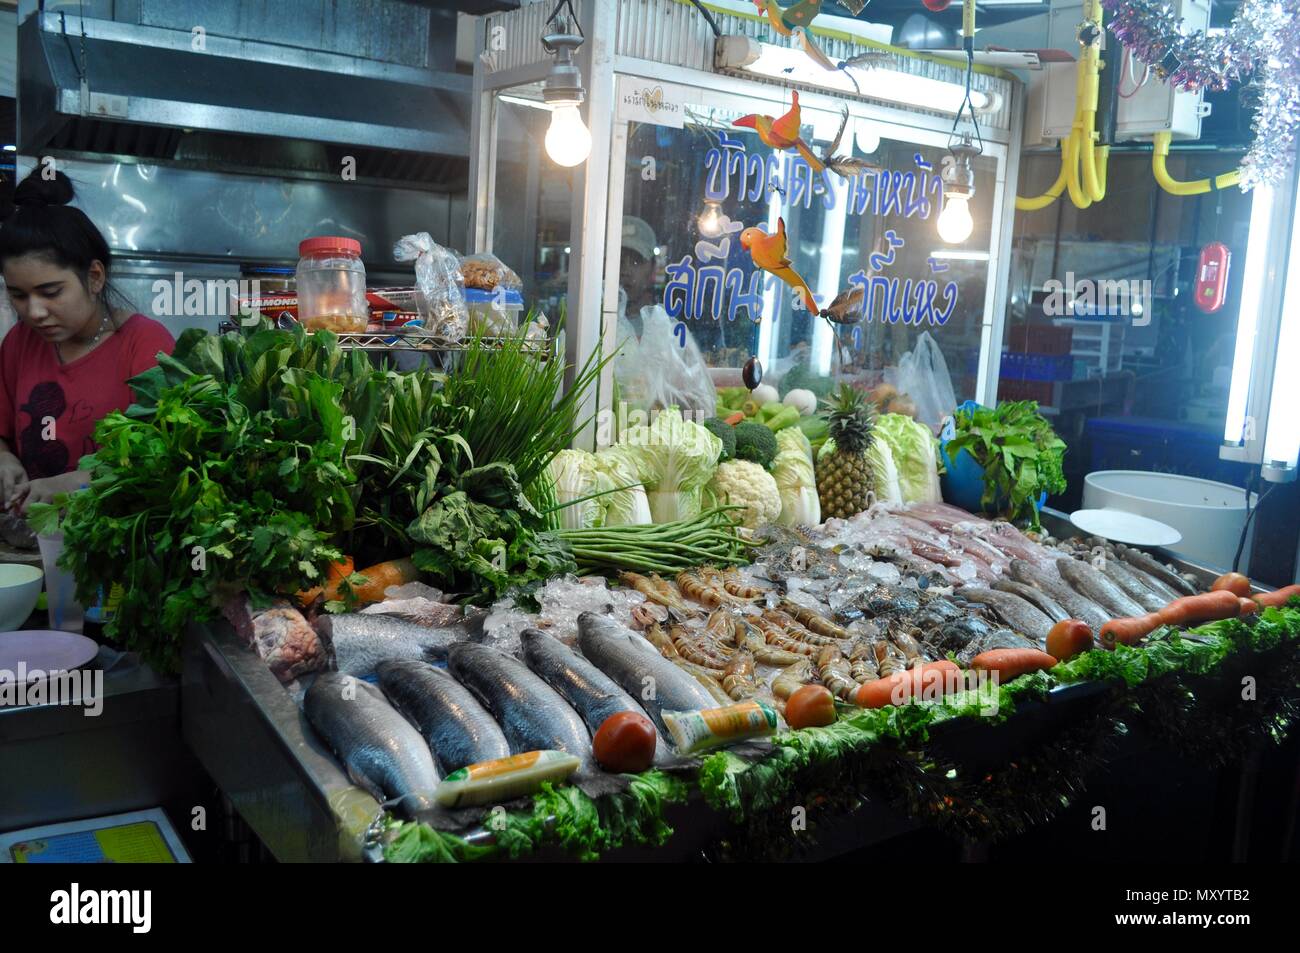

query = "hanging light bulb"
[[697, 200, 725, 238], [938, 134, 980, 244], [541, 5, 591, 167], [545, 105, 592, 167], [937, 194, 974, 244]]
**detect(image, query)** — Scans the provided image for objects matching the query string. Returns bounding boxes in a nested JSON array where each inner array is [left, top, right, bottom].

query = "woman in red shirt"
[[0, 169, 175, 514]]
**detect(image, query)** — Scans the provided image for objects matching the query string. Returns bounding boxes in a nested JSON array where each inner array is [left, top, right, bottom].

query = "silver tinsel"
[[1103, 0, 1300, 188]]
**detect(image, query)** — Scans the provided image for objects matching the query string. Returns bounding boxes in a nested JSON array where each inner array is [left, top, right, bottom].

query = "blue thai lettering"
[[878, 171, 907, 218], [663, 255, 696, 318], [725, 268, 765, 323], [694, 264, 727, 321], [932, 281, 958, 325], [704, 148, 728, 201], [850, 170, 877, 215]]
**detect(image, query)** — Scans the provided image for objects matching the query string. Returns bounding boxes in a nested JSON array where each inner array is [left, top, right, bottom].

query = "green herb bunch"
[[945, 400, 1066, 531]]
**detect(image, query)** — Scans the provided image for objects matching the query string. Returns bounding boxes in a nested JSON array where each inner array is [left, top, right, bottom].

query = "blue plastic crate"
[[1000, 351, 1075, 381]]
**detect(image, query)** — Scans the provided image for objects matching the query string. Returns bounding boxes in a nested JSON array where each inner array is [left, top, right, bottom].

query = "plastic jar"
[[296, 236, 368, 333]]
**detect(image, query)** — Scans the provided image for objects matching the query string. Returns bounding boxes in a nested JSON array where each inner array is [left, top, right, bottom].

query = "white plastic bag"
[[613, 306, 716, 418], [394, 232, 468, 340], [885, 331, 957, 428]]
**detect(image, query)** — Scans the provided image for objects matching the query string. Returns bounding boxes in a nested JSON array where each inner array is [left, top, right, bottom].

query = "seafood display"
[[376, 660, 511, 775]]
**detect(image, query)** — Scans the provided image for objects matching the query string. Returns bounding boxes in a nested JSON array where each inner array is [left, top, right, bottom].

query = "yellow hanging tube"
[[1151, 132, 1242, 195], [1016, 0, 1108, 211]]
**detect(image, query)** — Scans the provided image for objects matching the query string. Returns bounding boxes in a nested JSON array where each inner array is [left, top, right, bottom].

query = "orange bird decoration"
[[740, 217, 817, 312], [732, 90, 826, 173]]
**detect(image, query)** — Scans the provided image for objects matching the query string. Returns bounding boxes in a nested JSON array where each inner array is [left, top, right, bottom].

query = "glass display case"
[[470, 0, 1020, 443]]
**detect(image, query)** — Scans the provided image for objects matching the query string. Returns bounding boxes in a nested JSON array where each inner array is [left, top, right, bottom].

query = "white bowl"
[[0, 563, 45, 632]]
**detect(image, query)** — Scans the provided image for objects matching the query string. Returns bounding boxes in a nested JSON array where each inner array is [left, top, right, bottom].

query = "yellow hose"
[[1151, 131, 1242, 195]]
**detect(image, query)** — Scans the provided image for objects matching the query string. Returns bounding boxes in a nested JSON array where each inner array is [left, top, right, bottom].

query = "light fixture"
[[854, 120, 881, 155], [938, 5, 983, 246], [714, 36, 996, 116], [1260, 183, 1300, 483], [541, 1, 591, 167], [697, 200, 725, 238], [1223, 185, 1276, 450], [938, 136, 978, 244]]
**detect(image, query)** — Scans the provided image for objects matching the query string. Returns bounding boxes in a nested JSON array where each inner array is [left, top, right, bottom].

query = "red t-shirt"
[[0, 314, 176, 478]]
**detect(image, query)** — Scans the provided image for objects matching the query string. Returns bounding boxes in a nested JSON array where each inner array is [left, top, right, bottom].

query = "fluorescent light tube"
[[1223, 185, 1275, 447], [1261, 185, 1300, 481]]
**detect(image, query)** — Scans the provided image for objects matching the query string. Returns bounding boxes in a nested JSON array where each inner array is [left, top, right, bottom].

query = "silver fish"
[[957, 587, 1054, 644], [316, 612, 483, 678], [1056, 558, 1146, 618], [360, 597, 466, 628], [303, 672, 439, 817], [376, 659, 510, 775], [1097, 557, 1170, 612], [992, 578, 1070, 623], [1009, 559, 1111, 632], [1116, 546, 1197, 596], [576, 612, 718, 735], [446, 642, 592, 762]]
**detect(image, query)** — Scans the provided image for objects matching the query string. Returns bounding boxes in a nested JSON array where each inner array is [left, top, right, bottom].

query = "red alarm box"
[[1194, 241, 1231, 313]]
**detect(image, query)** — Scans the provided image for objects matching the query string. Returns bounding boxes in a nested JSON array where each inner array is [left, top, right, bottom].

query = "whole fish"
[[1116, 546, 1197, 596], [576, 612, 718, 734], [992, 578, 1070, 623], [360, 598, 466, 628], [1097, 557, 1170, 612], [1009, 559, 1110, 632], [1056, 558, 1146, 618], [956, 628, 1041, 666], [521, 628, 656, 736], [316, 612, 483, 677], [446, 642, 592, 762], [376, 659, 510, 775], [303, 672, 440, 817], [957, 587, 1054, 644]]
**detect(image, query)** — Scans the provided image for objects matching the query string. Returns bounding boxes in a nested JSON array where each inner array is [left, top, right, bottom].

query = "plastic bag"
[[394, 232, 467, 340], [884, 331, 957, 429], [459, 252, 522, 291], [613, 306, 716, 418]]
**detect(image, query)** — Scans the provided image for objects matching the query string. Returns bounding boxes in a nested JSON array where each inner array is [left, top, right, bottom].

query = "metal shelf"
[[332, 332, 549, 356]]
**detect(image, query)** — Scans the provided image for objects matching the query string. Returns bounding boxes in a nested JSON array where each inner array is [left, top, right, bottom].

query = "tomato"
[[1046, 619, 1094, 662], [1210, 572, 1251, 598], [785, 684, 837, 729], [592, 711, 657, 773]]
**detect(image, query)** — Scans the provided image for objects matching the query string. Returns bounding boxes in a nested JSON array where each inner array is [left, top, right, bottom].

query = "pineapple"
[[816, 384, 877, 519]]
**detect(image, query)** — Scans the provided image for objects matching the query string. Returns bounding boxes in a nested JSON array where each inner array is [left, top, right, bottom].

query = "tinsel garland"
[[1101, 0, 1300, 187]]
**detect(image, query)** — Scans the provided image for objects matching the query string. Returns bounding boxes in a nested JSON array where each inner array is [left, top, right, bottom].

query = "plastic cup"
[[36, 532, 84, 633]]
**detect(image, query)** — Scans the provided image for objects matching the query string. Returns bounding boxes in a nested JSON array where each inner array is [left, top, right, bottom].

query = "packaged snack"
[[434, 750, 581, 808], [394, 233, 468, 340], [662, 700, 778, 754], [459, 252, 522, 291]]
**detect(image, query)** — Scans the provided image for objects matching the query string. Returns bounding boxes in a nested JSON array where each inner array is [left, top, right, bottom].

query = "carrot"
[[1254, 584, 1300, 608], [1100, 613, 1162, 649], [1155, 590, 1243, 627], [1211, 572, 1251, 597], [851, 660, 959, 709], [970, 648, 1058, 681], [348, 558, 419, 605], [1238, 598, 1258, 616], [723, 411, 745, 426], [326, 557, 355, 583]]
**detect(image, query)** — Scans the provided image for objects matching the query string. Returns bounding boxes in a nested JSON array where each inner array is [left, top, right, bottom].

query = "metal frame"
[[470, 0, 1022, 443]]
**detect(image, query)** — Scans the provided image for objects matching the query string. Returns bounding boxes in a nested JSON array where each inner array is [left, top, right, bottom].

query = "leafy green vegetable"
[[733, 420, 778, 467], [617, 407, 722, 523], [945, 401, 1066, 530], [873, 412, 941, 504]]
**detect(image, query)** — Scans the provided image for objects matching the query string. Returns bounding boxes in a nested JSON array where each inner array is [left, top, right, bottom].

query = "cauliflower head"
[[709, 459, 781, 529]]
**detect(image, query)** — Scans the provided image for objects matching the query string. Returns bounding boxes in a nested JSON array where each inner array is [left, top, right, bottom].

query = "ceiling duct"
[[18, 5, 473, 185]]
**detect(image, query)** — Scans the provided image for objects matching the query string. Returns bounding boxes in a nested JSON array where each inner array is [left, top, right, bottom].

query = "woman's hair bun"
[[13, 168, 77, 209]]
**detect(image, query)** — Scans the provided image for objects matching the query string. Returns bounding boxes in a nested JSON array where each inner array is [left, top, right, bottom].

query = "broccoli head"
[[701, 417, 737, 462], [733, 420, 778, 468]]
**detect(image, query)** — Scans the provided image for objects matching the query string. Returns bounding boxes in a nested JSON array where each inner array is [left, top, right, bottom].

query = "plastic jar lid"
[[299, 236, 362, 258]]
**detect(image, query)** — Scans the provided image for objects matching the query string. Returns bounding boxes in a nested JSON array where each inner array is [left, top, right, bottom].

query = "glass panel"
[[490, 89, 574, 316], [1006, 151, 1256, 506], [614, 101, 998, 429]]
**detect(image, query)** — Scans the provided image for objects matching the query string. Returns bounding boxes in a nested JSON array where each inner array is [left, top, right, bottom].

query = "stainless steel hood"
[[18, 7, 472, 176]]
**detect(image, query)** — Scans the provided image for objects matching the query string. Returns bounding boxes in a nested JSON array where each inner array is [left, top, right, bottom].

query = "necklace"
[[55, 310, 115, 364]]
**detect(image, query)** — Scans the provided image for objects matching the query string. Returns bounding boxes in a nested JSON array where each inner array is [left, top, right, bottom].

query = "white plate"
[[1069, 508, 1182, 547]]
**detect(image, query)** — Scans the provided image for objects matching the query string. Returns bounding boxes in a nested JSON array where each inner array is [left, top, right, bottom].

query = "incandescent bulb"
[[854, 121, 880, 155], [698, 202, 724, 238], [545, 105, 592, 167], [937, 195, 973, 243]]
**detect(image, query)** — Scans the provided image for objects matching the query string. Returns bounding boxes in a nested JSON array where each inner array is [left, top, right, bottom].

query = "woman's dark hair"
[[0, 168, 127, 309]]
